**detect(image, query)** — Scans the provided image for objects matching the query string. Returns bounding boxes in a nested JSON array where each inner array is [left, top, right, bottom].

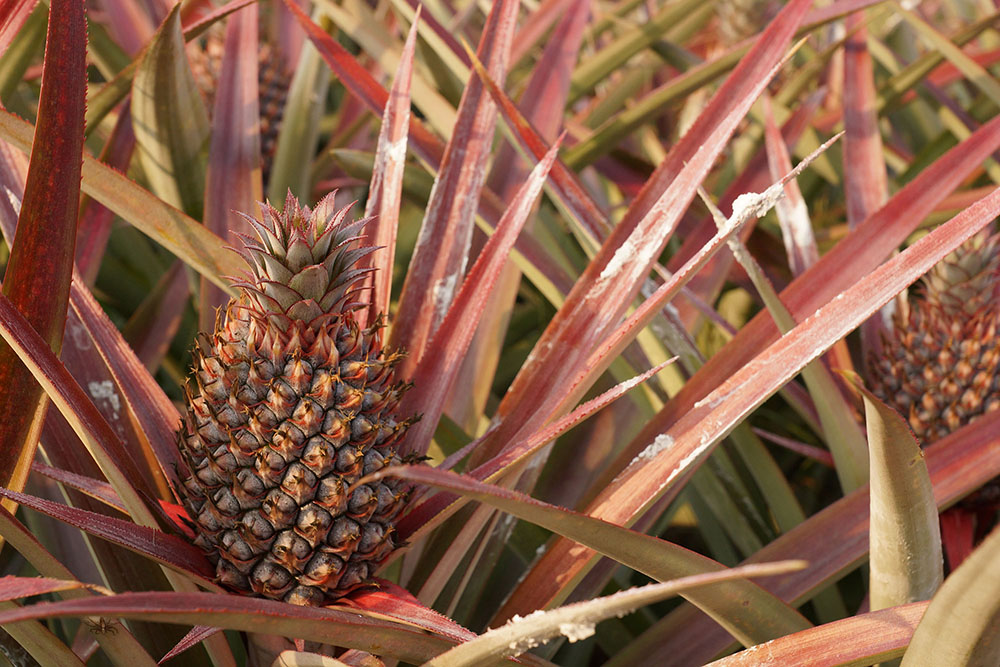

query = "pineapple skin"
[[177, 193, 412, 606]]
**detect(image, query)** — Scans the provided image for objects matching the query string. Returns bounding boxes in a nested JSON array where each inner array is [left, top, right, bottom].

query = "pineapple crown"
[[231, 191, 377, 332], [918, 229, 1000, 316]]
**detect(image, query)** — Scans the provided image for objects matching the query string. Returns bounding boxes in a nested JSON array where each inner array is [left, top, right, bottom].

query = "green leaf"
[[901, 524, 1000, 665], [849, 376, 942, 611], [131, 4, 209, 217]]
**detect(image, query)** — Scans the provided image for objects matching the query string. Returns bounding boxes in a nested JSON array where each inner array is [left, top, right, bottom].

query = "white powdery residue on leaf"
[[432, 272, 459, 325], [599, 235, 640, 282], [730, 181, 786, 227], [630, 434, 674, 467], [2, 185, 21, 215], [559, 622, 596, 643], [788, 197, 814, 248], [664, 439, 714, 488], [383, 134, 409, 165], [88, 380, 121, 417], [67, 321, 93, 351]]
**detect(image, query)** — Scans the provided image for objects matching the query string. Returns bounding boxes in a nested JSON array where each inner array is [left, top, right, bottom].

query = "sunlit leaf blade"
[[131, 5, 208, 217], [709, 602, 927, 667], [0, 0, 85, 500], [476, 0, 814, 470], [401, 139, 561, 455], [0, 593, 485, 665], [348, 579, 477, 644], [498, 185, 1000, 623], [902, 524, 1000, 665], [0, 576, 89, 600], [428, 562, 806, 666], [390, 0, 518, 376], [632, 411, 1000, 665], [851, 377, 942, 610], [0, 487, 213, 581], [361, 11, 418, 326], [0, 111, 241, 290], [201, 6, 262, 327], [373, 465, 811, 647]]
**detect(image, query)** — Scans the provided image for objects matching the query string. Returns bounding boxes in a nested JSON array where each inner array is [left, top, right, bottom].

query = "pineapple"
[[869, 230, 1000, 563], [177, 192, 413, 606]]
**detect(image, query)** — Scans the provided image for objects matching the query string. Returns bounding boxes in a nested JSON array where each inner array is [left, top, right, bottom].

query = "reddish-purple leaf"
[[200, 7, 262, 329], [708, 602, 926, 666], [0, 575, 87, 601], [624, 109, 1000, 479], [496, 185, 1000, 623], [400, 359, 675, 540], [77, 104, 136, 285], [69, 277, 185, 490], [0, 0, 86, 496], [0, 592, 468, 664], [843, 12, 887, 228], [390, 0, 519, 377], [0, 486, 213, 580], [361, 12, 418, 327], [400, 139, 561, 455], [669, 90, 824, 330], [159, 625, 222, 664], [474, 0, 814, 467], [349, 579, 477, 644], [510, 0, 577, 65], [95, 0, 156, 56], [121, 260, 190, 372], [0, 290, 170, 526], [32, 462, 125, 512], [0, 0, 37, 59]]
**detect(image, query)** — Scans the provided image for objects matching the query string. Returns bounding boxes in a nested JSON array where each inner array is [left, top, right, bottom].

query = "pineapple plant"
[[3, 0, 1000, 665], [177, 192, 413, 606]]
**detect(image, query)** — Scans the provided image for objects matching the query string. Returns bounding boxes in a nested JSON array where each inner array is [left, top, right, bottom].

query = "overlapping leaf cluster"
[[0, 0, 997, 665]]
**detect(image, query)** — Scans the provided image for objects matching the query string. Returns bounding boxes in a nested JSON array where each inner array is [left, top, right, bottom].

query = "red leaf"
[[0, 0, 38, 59], [400, 139, 561, 455], [200, 7, 262, 328], [390, 0, 520, 376], [361, 12, 418, 327], [0, 486, 213, 580], [0, 575, 86, 601], [0, 0, 86, 494], [475, 0, 815, 466], [496, 185, 1000, 624]]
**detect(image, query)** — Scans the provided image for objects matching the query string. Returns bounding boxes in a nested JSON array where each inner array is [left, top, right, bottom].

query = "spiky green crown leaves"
[[232, 191, 377, 332]]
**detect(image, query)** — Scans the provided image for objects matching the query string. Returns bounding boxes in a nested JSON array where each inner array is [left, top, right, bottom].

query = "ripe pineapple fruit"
[[177, 192, 413, 606], [869, 229, 1000, 563]]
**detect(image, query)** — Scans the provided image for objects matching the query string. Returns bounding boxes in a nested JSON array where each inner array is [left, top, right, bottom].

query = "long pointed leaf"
[[0, 0, 85, 499], [853, 378, 942, 610], [372, 465, 811, 647], [390, 0, 519, 375], [497, 185, 1000, 622]]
